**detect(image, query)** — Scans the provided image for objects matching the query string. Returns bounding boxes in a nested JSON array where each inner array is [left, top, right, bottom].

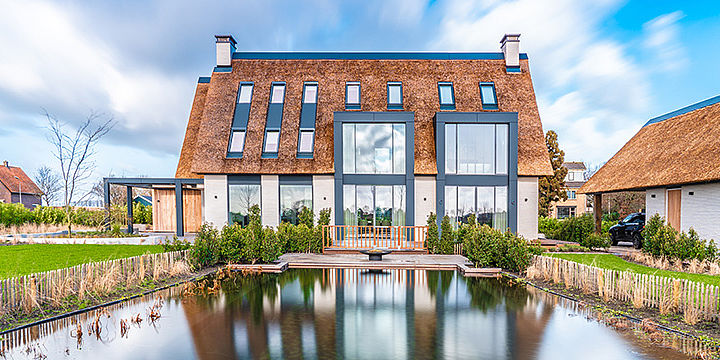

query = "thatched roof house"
[[581, 95, 720, 239], [119, 33, 553, 240]]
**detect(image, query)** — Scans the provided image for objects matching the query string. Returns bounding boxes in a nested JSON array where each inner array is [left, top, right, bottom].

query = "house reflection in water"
[[181, 269, 552, 360]]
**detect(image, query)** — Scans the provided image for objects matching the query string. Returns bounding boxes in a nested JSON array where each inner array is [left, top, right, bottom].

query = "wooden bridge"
[[322, 225, 428, 253]]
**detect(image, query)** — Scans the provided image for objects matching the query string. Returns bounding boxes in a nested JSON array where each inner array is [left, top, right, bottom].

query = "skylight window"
[[271, 84, 286, 103], [480, 82, 498, 109], [303, 83, 318, 104], [346, 82, 360, 109], [228, 130, 246, 152], [387, 82, 402, 109], [438, 82, 455, 109], [264, 131, 280, 153], [298, 130, 314, 153], [237, 84, 253, 103]]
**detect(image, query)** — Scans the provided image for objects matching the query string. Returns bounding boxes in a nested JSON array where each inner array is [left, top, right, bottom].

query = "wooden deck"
[[227, 253, 501, 277]]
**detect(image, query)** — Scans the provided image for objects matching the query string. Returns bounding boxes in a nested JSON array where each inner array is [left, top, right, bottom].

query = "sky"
[[0, 0, 719, 200]]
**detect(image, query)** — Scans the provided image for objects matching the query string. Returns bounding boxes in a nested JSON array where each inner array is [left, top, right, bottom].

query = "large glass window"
[[280, 185, 312, 225], [342, 123, 405, 174], [229, 184, 260, 226], [343, 185, 406, 226], [444, 185, 508, 230], [445, 123, 508, 175]]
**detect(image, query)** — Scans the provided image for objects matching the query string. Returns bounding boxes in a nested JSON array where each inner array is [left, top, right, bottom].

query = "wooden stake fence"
[[0, 250, 188, 312], [529, 256, 720, 322]]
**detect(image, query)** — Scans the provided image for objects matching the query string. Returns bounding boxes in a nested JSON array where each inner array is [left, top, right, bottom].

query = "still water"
[[0, 269, 704, 359]]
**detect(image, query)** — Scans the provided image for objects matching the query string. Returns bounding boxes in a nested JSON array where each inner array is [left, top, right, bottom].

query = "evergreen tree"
[[538, 130, 568, 216]]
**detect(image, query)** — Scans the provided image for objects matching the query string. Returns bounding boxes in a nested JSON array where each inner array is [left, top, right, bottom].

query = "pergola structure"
[[103, 177, 204, 236]]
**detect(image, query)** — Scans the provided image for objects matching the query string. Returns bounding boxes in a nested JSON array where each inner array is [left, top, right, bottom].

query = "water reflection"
[[1, 269, 707, 359]]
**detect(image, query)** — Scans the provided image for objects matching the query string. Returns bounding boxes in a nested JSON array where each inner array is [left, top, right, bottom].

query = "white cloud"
[[429, 0, 652, 165], [643, 11, 687, 72], [380, 0, 427, 26]]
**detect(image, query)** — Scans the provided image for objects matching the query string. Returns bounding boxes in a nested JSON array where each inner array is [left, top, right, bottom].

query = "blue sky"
[[0, 0, 718, 199]]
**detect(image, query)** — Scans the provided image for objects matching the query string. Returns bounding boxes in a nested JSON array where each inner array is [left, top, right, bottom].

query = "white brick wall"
[[312, 175, 334, 222], [645, 188, 666, 220], [680, 183, 720, 240], [203, 175, 228, 229], [517, 177, 538, 239], [261, 175, 279, 227], [414, 176, 436, 226]]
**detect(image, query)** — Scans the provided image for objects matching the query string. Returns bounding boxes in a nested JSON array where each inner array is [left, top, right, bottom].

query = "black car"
[[609, 212, 645, 249]]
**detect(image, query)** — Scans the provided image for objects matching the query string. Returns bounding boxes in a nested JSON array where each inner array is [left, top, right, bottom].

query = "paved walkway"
[[229, 253, 501, 277]]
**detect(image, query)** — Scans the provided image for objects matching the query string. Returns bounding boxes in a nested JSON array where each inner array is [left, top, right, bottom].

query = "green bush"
[[552, 214, 595, 243], [162, 237, 192, 252], [261, 227, 283, 263], [546, 244, 592, 252], [0, 202, 107, 228], [425, 213, 439, 252], [642, 214, 717, 261], [538, 216, 560, 237], [463, 225, 542, 272], [580, 233, 611, 250], [431, 215, 454, 254], [188, 224, 221, 269], [298, 206, 314, 228]]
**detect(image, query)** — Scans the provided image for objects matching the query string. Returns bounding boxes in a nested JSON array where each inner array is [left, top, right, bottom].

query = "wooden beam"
[[593, 193, 602, 234]]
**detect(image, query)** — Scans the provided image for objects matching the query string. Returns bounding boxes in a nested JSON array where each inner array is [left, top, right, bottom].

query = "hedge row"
[[642, 214, 717, 262], [0, 202, 153, 228], [538, 214, 612, 250], [187, 206, 331, 267]]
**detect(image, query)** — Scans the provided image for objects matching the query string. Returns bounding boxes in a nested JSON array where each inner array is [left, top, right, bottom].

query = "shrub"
[[538, 216, 560, 238], [298, 206, 313, 228], [317, 208, 331, 226], [463, 225, 542, 272], [425, 213, 439, 252], [188, 224, 221, 269], [435, 215, 455, 254], [261, 227, 283, 263], [162, 237, 192, 252], [546, 244, 592, 252], [552, 214, 594, 243], [220, 224, 246, 263], [642, 214, 717, 262], [580, 233, 611, 250]]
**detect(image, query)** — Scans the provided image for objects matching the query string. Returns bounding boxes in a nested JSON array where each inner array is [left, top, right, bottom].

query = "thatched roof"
[[176, 53, 553, 178], [581, 95, 720, 194]]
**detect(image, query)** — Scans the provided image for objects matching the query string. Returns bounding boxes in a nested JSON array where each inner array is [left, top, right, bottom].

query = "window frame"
[[227, 81, 254, 158], [262, 81, 286, 158], [302, 82, 318, 104], [298, 81, 319, 158], [479, 82, 498, 110], [438, 82, 456, 110], [387, 81, 403, 110], [263, 130, 280, 155], [345, 82, 361, 110], [444, 123, 508, 175], [279, 176, 313, 225], [297, 130, 315, 158], [227, 175, 262, 226]]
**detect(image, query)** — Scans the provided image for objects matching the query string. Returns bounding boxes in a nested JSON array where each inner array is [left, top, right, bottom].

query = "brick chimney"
[[215, 35, 236, 67], [500, 34, 521, 73]]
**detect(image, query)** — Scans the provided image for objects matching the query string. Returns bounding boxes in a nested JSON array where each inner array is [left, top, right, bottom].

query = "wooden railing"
[[322, 225, 428, 252]]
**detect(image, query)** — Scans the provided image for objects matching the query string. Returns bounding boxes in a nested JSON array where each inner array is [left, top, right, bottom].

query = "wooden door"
[[152, 189, 176, 232], [183, 189, 202, 233], [667, 189, 681, 231]]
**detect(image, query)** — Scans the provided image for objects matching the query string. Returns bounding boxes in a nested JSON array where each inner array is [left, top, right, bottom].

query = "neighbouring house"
[[0, 161, 42, 209], [581, 95, 720, 240], [133, 195, 152, 207], [109, 34, 553, 238], [550, 162, 589, 219]]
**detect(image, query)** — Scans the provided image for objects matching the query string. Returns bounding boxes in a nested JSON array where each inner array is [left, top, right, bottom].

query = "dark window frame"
[[298, 81, 318, 158], [438, 82, 456, 110], [345, 82, 361, 110], [387, 81, 403, 110], [262, 81, 286, 158], [479, 82, 498, 110], [227, 81, 254, 158]]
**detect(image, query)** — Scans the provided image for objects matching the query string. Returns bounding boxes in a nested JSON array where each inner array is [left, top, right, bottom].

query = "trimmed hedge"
[[463, 225, 543, 272]]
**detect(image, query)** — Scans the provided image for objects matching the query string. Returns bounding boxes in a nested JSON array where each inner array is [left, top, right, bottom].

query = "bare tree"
[[46, 111, 115, 236], [34, 165, 62, 206]]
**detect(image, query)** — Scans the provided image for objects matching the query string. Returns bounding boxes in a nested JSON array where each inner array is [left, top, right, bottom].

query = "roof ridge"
[[644, 94, 720, 127], [231, 52, 530, 60]]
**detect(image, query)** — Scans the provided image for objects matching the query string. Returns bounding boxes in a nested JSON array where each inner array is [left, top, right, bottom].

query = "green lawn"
[[0, 244, 164, 279], [548, 253, 720, 286]]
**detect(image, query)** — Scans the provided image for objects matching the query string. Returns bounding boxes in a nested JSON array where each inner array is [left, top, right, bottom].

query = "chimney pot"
[[215, 35, 236, 67], [2, 160, 7, 168], [500, 34, 521, 72]]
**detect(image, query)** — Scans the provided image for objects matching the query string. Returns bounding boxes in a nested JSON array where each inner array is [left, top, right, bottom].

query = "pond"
[[0, 269, 709, 359]]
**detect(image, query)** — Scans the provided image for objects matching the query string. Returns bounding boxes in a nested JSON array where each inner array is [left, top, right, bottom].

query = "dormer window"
[[303, 83, 317, 104], [345, 82, 361, 110], [227, 82, 253, 158], [264, 130, 280, 153], [480, 82, 498, 109], [298, 82, 318, 158], [438, 82, 455, 110], [387, 82, 403, 109], [271, 84, 286, 103]]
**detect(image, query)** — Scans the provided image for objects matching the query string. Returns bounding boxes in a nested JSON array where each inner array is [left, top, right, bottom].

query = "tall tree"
[[46, 111, 115, 236], [34, 165, 62, 206], [538, 130, 568, 217]]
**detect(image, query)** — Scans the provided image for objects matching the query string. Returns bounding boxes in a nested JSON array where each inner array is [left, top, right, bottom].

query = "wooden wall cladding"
[[151, 189, 203, 233]]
